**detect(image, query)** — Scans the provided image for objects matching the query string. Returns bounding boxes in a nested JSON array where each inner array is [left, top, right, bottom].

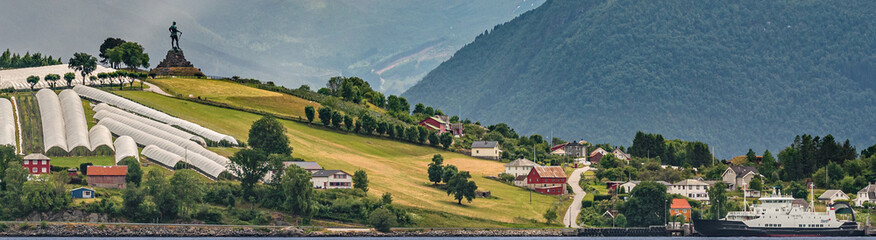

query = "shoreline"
[[0, 222, 567, 237]]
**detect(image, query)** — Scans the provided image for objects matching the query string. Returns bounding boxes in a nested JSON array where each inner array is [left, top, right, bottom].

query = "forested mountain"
[[403, 0, 876, 158], [0, 0, 544, 94]]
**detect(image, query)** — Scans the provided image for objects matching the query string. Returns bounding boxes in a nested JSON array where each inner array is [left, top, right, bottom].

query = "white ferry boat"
[[694, 188, 863, 237]]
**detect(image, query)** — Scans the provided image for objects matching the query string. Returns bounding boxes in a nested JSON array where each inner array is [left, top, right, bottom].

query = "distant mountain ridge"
[[403, 0, 876, 158], [0, 0, 545, 94]]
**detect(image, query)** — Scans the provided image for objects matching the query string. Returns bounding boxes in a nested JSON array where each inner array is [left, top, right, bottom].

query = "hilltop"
[[403, 0, 876, 158]]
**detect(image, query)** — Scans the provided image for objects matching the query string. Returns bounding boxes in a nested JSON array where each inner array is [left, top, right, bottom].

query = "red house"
[[22, 153, 51, 174], [526, 166, 568, 195], [418, 115, 449, 133], [87, 166, 128, 189]]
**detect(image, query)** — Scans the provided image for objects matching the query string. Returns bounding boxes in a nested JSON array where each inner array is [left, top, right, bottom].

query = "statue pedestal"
[[150, 50, 204, 76]]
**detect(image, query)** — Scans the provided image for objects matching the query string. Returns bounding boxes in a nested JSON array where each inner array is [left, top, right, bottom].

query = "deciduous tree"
[[248, 115, 292, 155], [228, 149, 270, 198]]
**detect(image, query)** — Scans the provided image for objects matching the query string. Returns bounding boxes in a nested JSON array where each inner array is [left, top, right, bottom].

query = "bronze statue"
[[169, 21, 182, 51]]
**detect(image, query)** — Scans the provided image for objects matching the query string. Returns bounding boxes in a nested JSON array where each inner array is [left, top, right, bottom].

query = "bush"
[[0, 222, 7, 232], [368, 208, 397, 232], [193, 207, 223, 224], [593, 194, 612, 201], [581, 200, 593, 208]]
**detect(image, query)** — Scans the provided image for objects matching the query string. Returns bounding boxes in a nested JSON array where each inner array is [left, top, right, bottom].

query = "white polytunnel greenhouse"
[[36, 89, 68, 155], [0, 98, 16, 148], [73, 85, 238, 145], [88, 125, 115, 155], [141, 145, 183, 169], [113, 135, 139, 163], [93, 110, 229, 166], [93, 103, 206, 146], [98, 118, 227, 178], [59, 89, 91, 155]]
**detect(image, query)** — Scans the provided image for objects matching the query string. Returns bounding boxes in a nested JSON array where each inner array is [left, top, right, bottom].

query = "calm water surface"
[[2, 238, 874, 239]]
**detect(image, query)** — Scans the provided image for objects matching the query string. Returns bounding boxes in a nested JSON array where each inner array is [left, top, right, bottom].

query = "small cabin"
[[71, 187, 95, 199]]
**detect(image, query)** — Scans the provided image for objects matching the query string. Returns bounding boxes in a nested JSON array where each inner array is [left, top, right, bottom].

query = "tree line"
[[0, 49, 63, 69]]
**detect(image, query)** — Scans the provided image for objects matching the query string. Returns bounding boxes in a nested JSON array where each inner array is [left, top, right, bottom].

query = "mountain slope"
[[0, 0, 544, 94], [403, 0, 876, 158], [112, 80, 559, 226]]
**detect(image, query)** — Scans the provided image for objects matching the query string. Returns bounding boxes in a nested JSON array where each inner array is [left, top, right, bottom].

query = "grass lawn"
[[149, 77, 322, 120], [113, 90, 559, 226], [51, 156, 114, 169]]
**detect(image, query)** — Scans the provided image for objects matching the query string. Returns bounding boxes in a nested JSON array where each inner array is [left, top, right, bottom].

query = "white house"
[[612, 149, 631, 162], [311, 170, 352, 189], [855, 183, 876, 207], [620, 180, 670, 193], [668, 179, 711, 201], [817, 189, 849, 205], [504, 158, 540, 177], [471, 141, 500, 160], [722, 166, 759, 190]]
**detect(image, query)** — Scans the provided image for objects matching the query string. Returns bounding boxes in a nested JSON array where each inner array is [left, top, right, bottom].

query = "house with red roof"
[[86, 165, 128, 189], [670, 198, 692, 222], [525, 166, 568, 195]]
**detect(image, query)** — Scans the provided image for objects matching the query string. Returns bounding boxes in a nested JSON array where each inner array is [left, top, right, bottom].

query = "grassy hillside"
[[149, 77, 322, 119], [403, 0, 876, 158], [113, 88, 559, 226]]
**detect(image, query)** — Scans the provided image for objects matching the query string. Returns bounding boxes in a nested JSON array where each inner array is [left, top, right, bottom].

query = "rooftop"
[[312, 169, 349, 178], [532, 166, 567, 178], [23, 153, 49, 160], [671, 198, 691, 209], [86, 165, 128, 176], [818, 189, 845, 200], [285, 161, 323, 170], [471, 141, 498, 148], [505, 158, 539, 167]]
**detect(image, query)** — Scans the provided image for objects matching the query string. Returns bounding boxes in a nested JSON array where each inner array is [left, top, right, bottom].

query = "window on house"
[[32, 167, 37, 173], [476, 150, 479, 154], [42, 168, 47, 173]]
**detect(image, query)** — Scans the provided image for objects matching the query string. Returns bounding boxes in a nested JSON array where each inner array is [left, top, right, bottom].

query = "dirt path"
[[142, 81, 171, 96], [563, 166, 590, 228]]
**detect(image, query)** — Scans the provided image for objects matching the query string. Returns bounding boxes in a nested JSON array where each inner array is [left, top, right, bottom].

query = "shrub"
[[0, 222, 7, 232], [581, 200, 593, 208], [593, 194, 612, 201], [368, 208, 397, 233], [19, 222, 30, 230], [193, 207, 223, 224]]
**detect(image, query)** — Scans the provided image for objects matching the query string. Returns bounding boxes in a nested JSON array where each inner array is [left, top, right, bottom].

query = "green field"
[[113, 89, 559, 226], [149, 77, 322, 120], [51, 156, 114, 169]]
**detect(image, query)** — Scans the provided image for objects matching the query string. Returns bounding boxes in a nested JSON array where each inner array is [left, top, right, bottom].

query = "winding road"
[[563, 166, 590, 228]]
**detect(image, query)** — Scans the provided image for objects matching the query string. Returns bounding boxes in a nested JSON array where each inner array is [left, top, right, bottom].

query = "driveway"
[[563, 166, 590, 228]]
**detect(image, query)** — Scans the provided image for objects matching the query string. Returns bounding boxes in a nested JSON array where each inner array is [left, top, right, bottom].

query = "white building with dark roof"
[[722, 166, 760, 190], [471, 141, 500, 160], [504, 158, 540, 177], [855, 183, 876, 207], [817, 189, 848, 205], [668, 179, 711, 201], [311, 170, 352, 189]]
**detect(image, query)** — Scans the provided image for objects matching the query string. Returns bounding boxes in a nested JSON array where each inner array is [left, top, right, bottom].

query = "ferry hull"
[[693, 219, 864, 237]]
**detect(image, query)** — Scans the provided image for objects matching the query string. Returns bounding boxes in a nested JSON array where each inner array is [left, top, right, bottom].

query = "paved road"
[[563, 166, 590, 228]]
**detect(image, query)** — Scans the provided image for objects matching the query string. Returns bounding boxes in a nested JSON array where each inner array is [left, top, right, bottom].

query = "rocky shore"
[[0, 222, 565, 237]]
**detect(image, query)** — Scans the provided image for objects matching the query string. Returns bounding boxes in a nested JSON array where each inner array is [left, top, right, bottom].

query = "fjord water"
[[4, 237, 875, 239]]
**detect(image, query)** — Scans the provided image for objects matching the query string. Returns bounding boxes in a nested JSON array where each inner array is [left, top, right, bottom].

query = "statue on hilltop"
[[169, 21, 182, 51]]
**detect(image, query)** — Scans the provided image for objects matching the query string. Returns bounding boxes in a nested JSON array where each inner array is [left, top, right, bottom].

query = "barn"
[[86, 165, 127, 189]]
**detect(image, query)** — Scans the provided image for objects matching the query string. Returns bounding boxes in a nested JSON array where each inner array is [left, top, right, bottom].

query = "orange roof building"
[[670, 198, 692, 222], [87, 166, 128, 189]]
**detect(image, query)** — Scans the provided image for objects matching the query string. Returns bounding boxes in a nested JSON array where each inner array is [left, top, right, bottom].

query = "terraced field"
[[113, 89, 559, 227]]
